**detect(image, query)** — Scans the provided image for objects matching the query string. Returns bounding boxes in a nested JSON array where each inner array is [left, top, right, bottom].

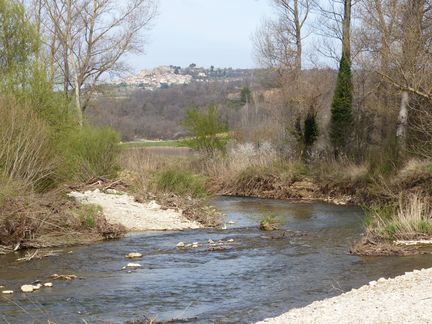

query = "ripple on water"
[[1, 197, 432, 323]]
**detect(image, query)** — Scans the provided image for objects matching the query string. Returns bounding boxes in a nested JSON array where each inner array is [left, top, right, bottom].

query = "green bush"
[[59, 126, 121, 182], [182, 105, 228, 157], [153, 169, 207, 198]]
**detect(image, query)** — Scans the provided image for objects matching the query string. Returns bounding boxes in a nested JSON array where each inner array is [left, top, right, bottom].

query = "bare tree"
[[28, 0, 157, 125], [358, 0, 432, 149], [253, 0, 311, 73]]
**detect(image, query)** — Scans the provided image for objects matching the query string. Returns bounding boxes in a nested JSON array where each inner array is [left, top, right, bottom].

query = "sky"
[[129, 0, 275, 71]]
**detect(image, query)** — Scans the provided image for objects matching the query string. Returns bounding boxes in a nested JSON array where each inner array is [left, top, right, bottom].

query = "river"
[[1, 197, 432, 323]]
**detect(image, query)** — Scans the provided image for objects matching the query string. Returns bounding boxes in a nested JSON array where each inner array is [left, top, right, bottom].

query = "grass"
[[259, 213, 281, 231], [366, 194, 432, 240], [120, 139, 186, 148], [152, 169, 207, 198], [76, 204, 103, 228]]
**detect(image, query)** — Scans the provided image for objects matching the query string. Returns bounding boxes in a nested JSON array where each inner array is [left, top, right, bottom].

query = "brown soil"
[[349, 237, 432, 256], [213, 175, 356, 205]]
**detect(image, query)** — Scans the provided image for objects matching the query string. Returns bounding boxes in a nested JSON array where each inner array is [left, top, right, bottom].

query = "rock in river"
[[21, 285, 34, 293], [176, 242, 185, 248], [126, 252, 143, 259], [44, 282, 53, 287], [2, 290, 13, 294]]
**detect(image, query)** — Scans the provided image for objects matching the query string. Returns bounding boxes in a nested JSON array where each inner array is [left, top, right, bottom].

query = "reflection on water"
[[1, 197, 432, 324]]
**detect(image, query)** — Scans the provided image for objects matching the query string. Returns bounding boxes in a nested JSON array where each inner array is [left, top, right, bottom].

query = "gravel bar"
[[257, 267, 432, 324]]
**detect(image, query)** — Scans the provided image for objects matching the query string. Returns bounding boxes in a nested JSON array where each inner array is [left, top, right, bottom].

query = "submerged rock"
[[50, 274, 77, 280], [127, 263, 142, 269], [126, 252, 143, 259], [21, 285, 34, 293]]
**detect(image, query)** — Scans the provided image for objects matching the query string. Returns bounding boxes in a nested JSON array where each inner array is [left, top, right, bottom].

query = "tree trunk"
[[293, 0, 302, 72], [342, 0, 352, 62], [396, 91, 409, 148]]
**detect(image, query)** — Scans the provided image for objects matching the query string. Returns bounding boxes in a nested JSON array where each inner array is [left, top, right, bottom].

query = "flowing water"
[[1, 197, 432, 324]]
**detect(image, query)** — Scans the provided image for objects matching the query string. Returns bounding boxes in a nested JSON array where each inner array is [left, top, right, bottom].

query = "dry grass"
[[366, 194, 432, 241], [119, 147, 194, 191]]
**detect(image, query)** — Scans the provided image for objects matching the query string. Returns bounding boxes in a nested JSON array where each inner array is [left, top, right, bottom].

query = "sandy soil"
[[68, 189, 201, 231], [257, 267, 432, 324]]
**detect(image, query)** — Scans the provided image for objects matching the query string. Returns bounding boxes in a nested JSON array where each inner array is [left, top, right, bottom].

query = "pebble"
[[377, 278, 386, 283], [21, 285, 34, 293], [369, 280, 377, 286], [227, 239, 234, 243], [176, 242, 185, 248], [127, 263, 142, 268], [126, 252, 143, 259], [2, 290, 13, 294], [192, 243, 199, 248], [44, 282, 53, 287], [208, 239, 215, 244]]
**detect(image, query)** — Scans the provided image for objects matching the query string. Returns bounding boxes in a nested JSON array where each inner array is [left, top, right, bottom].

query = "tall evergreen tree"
[[330, 54, 353, 157]]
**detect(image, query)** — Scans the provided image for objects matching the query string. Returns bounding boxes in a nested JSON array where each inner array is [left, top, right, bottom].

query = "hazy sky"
[[129, 0, 274, 71]]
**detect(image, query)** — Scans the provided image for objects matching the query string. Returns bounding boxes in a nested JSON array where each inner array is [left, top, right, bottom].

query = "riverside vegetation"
[[1, 0, 432, 259]]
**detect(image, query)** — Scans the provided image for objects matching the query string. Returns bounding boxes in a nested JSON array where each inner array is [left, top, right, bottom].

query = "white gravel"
[[257, 267, 432, 324], [68, 189, 201, 231]]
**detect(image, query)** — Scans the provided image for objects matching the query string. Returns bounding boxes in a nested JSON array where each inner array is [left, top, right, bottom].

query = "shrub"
[[182, 105, 228, 157], [153, 169, 207, 198], [0, 98, 57, 190], [59, 126, 121, 181]]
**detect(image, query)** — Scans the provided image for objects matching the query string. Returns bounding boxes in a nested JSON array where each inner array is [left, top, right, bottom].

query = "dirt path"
[[68, 189, 201, 231], [257, 268, 432, 324]]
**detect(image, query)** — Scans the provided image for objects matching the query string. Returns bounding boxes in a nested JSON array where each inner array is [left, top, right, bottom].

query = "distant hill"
[[112, 65, 259, 91]]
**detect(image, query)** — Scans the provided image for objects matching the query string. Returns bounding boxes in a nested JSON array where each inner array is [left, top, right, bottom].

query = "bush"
[[0, 98, 57, 190], [59, 126, 121, 181], [153, 169, 207, 198], [182, 105, 228, 157]]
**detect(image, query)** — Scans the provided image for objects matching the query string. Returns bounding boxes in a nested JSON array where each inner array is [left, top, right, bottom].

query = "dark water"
[[1, 197, 432, 324]]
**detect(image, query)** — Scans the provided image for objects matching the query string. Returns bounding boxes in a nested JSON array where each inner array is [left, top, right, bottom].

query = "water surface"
[[1, 197, 432, 323]]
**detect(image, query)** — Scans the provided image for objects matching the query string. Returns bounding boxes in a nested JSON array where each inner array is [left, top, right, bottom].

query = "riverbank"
[[68, 189, 202, 231], [257, 267, 432, 324]]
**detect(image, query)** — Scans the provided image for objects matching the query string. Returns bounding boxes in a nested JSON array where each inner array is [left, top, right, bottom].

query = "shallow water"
[[1, 197, 432, 324]]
